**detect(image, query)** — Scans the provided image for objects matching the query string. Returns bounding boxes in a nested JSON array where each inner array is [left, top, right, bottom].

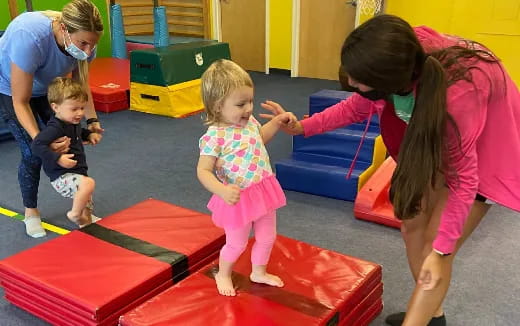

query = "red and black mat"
[[0, 199, 225, 326], [120, 235, 383, 326]]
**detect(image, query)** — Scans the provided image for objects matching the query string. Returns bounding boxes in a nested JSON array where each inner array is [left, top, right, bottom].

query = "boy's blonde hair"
[[201, 59, 253, 125], [48, 77, 88, 105]]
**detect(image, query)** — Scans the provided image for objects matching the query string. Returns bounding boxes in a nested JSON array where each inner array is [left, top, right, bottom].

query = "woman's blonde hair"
[[48, 77, 88, 105], [41, 0, 103, 87], [201, 59, 253, 125]]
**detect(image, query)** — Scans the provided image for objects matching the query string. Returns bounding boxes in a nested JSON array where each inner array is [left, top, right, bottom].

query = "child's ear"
[[213, 102, 221, 115], [50, 103, 59, 112]]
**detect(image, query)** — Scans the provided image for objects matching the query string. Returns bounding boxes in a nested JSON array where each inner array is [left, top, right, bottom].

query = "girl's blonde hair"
[[41, 0, 104, 87], [201, 59, 253, 125], [48, 77, 88, 105]]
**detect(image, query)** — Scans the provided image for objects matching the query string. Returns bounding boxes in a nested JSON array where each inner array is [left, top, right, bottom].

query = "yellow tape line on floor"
[[0, 206, 70, 235]]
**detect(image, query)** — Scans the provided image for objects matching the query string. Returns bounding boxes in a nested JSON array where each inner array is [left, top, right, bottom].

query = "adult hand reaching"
[[49, 136, 71, 154], [87, 121, 104, 135], [418, 250, 450, 291], [86, 132, 102, 145], [260, 100, 304, 135]]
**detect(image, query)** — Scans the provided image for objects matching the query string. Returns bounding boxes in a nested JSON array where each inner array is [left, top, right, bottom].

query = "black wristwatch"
[[86, 118, 99, 125]]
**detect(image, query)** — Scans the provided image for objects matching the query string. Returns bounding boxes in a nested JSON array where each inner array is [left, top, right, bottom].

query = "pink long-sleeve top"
[[301, 26, 520, 254]]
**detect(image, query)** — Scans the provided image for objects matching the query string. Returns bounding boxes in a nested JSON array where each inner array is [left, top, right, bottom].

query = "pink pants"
[[219, 210, 277, 266]]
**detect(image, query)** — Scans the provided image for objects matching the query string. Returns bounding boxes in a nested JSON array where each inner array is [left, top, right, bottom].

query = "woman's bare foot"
[[250, 272, 284, 287], [67, 210, 88, 227], [215, 272, 236, 296]]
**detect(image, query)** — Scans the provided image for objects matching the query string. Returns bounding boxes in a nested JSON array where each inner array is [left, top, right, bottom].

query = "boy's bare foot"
[[250, 272, 284, 287], [67, 211, 88, 227], [80, 208, 93, 227], [215, 272, 236, 296]]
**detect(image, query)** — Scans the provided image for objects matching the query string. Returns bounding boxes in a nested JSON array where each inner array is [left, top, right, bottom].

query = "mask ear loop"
[[60, 23, 72, 48]]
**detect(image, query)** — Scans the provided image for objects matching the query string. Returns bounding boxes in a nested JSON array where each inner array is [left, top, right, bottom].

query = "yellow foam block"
[[130, 79, 203, 118], [358, 135, 388, 191]]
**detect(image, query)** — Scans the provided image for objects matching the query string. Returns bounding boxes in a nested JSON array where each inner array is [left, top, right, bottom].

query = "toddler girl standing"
[[197, 59, 294, 296]]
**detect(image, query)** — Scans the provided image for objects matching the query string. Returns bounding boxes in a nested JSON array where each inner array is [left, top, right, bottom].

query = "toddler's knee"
[[227, 242, 247, 255], [81, 176, 95, 191], [221, 241, 247, 262], [256, 232, 276, 247]]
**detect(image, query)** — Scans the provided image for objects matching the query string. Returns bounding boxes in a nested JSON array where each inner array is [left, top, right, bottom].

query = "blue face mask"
[[63, 29, 89, 61]]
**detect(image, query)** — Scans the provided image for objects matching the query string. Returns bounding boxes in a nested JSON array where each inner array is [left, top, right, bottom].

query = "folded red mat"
[[120, 235, 383, 326], [0, 199, 225, 325]]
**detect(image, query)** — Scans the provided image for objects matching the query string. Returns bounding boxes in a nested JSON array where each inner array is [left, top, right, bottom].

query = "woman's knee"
[[400, 216, 427, 238]]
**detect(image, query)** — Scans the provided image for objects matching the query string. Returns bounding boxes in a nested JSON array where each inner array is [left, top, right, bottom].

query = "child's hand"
[[260, 100, 286, 116], [219, 184, 241, 205], [87, 132, 102, 145], [57, 153, 77, 168]]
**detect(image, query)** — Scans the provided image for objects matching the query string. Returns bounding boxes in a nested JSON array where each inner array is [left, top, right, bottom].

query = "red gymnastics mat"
[[0, 199, 225, 326], [88, 58, 130, 113], [354, 157, 401, 229], [120, 235, 383, 326]]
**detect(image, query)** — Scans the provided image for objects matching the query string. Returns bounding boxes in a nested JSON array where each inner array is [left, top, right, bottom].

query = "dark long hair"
[[340, 15, 500, 219]]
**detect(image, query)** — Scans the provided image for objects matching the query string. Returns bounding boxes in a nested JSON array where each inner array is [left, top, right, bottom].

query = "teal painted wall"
[[0, 0, 111, 57]]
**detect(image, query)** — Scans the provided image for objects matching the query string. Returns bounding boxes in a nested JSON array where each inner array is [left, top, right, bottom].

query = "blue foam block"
[[274, 88, 383, 201], [308, 89, 380, 133], [275, 158, 370, 201], [110, 4, 127, 59], [154, 6, 169, 48], [293, 128, 378, 165], [309, 90, 353, 116]]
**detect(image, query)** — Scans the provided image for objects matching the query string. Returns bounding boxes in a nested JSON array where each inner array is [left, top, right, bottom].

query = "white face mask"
[[63, 29, 89, 61]]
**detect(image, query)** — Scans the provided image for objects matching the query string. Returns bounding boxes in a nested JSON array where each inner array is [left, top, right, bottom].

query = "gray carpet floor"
[[0, 72, 519, 325]]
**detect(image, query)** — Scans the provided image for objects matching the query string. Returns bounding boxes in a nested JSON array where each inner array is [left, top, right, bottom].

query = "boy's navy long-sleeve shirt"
[[31, 116, 91, 181]]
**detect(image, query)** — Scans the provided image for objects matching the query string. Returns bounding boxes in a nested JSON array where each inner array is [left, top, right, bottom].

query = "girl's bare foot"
[[250, 272, 284, 287], [215, 272, 236, 296]]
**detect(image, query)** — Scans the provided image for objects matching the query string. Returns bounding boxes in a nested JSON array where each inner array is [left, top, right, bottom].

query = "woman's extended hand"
[[49, 136, 71, 154], [88, 121, 104, 135], [260, 100, 304, 135], [418, 250, 450, 290], [86, 132, 102, 145]]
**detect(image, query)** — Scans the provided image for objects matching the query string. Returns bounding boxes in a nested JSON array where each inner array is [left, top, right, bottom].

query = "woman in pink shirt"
[[262, 15, 520, 326]]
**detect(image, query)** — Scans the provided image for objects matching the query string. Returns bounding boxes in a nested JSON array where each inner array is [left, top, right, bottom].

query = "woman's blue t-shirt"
[[0, 12, 95, 97]]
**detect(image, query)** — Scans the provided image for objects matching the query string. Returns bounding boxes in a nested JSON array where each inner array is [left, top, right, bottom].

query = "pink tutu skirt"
[[207, 174, 286, 229]]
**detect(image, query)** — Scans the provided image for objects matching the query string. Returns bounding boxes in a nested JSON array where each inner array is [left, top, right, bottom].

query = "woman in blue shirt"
[[0, 0, 104, 238]]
